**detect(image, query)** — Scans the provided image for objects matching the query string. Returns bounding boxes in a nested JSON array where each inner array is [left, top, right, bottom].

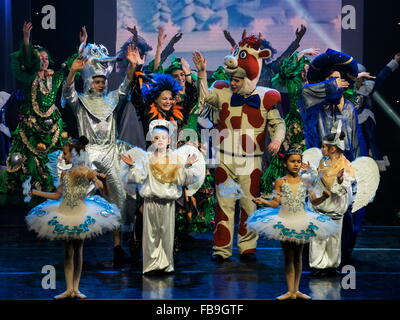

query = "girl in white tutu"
[[247, 149, 338, 300], [26, 136, 121, 299]]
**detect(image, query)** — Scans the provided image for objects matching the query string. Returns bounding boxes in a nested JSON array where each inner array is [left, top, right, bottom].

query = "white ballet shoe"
[[296, 291, 312, 300], [73, 290, 87, 299], [53, 290, 74, 300], [276, 292, 296, 300]]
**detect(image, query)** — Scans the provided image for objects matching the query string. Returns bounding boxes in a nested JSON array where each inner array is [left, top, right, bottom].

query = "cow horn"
[[242, 29, 247, 40]]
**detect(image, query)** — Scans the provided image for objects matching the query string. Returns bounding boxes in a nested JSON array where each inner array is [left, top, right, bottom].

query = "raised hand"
[[180, 58, 191, 75], [157, 27, 167, 48], [192, 51, 206, 72], [357, 72, 376, 80], [295, 24, 307, 41], [301, 161, 311, 171], [301, 48, 320, 56], [120, 154, 135, 166], [267, 140, 281, 155], [338, 79, 350, 88], [185, 154, 198, 167], [126, 44, 144, 66], [395, 52, 400, 63], [71, 57, 89, 71], [79, 26, 88, 44], [23, 21, 32, 45]]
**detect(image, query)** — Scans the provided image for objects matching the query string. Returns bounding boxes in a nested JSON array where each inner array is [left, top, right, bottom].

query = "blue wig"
[[142, 73, 183, 103]]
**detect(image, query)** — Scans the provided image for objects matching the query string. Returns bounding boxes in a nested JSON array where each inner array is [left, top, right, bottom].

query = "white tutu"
[[247, 207, 339, 244], [26, 195, 121, 240]]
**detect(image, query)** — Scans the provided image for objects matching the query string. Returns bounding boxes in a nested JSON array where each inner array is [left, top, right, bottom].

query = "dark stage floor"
[[1, 210, 399, 300]]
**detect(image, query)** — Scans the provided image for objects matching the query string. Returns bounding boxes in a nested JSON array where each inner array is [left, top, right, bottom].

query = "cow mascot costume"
[[193, 31, 286, 262]]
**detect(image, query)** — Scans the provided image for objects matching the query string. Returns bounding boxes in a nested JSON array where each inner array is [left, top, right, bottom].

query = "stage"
[[1, 205, 399, 300]]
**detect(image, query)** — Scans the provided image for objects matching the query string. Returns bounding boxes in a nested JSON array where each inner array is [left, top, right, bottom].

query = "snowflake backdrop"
[[117, 0, 342, 70]]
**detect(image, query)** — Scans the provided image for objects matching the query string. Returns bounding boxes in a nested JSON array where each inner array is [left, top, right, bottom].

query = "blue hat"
[[307, 49, 359, 83]]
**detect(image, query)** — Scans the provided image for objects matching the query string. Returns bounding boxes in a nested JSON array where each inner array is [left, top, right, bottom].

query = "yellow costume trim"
[[318, 155, 354, 190], [149, 154, 182, 183]]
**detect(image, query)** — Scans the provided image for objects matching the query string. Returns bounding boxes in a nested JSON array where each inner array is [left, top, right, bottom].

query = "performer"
[[300, 49, 369, 161], [120, 120, 198, 274], [62, 43, 139, 265], [303, 125, 356, 276], [354, 52, 400, 171], [4, 22, 82, 194], [164, 56, 198, 117], [193, 31, 286, 262], [222, 25, 307, 88], [141, 73, 184, 144], [247, 149, 338, 300], [261, 48, 320, 195], [25, 136, 120, 299]]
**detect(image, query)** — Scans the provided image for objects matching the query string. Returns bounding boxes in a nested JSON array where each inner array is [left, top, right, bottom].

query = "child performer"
[[25, 136, 121, 299], [305, 125, 356, 276], [247, 149, 338, 300], [120, 120, 198, 274]]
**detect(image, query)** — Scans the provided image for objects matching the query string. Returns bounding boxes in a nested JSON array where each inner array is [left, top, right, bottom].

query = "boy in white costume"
[[120, 120, 199, 274]]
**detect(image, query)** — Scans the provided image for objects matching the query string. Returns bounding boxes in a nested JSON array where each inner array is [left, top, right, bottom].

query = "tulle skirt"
[[26, 195, 121, 240], [246, 207, 339, 244]]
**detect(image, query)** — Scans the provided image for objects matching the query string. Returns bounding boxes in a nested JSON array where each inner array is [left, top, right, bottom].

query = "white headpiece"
[[148, 119, 176, 138], [323, 120, 345, 151]]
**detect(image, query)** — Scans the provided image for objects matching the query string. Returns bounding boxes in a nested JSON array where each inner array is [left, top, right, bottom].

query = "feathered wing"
[[120, 147, 148, 197], [302, 147, 323, 169], [351, 157, 380, 212], [175, 144, 206, 196]]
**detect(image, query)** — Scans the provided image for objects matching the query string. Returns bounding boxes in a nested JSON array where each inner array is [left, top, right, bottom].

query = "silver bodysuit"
[[62, 77, 132, 212]]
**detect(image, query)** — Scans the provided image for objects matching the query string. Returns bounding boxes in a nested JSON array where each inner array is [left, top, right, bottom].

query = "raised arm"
[[62, 57, 88, 112], [192, 51, 219, 108], [153, 27, 167, 72], [301, 77, 347, 111]]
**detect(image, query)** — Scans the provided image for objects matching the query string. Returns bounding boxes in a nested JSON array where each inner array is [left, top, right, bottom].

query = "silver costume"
[[62, 73, 132, 216], [127, 151, 196, 274]]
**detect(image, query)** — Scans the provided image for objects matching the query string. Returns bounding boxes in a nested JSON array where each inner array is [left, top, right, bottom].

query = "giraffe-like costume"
[[198, 32, 286, 259]]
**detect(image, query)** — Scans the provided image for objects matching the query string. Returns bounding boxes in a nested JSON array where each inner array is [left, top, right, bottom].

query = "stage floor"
[[0, 217, 399, 300]]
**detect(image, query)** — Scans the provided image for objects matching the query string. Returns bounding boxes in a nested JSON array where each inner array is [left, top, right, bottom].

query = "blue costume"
[[300, 77, 367, 161], [355, 59, 399, 170]]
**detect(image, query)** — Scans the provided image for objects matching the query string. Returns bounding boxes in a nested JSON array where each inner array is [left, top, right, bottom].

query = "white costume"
[[124, 120, 200, 274], [247, 178, 338, 244], [26, 150, 120, 240]]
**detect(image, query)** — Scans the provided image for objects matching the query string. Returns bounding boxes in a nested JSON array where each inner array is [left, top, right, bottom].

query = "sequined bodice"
[[280, 182, 307, 215], [61, 173, 90, 209]]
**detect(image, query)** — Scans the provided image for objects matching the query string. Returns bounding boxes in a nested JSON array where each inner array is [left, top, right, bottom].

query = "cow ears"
[[258, 49, 272, 60]]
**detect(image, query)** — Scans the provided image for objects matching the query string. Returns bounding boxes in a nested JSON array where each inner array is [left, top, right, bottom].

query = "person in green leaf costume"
[[4, 22, 83, 200], [261, 48, 320, 195]]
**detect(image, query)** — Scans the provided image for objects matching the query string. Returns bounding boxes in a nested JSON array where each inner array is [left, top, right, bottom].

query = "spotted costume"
[[198, 33, 286, 259]]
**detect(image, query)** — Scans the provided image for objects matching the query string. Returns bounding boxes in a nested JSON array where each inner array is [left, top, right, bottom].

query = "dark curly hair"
[[142, 73, 183, 103], [66, 136, 89, 155]]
